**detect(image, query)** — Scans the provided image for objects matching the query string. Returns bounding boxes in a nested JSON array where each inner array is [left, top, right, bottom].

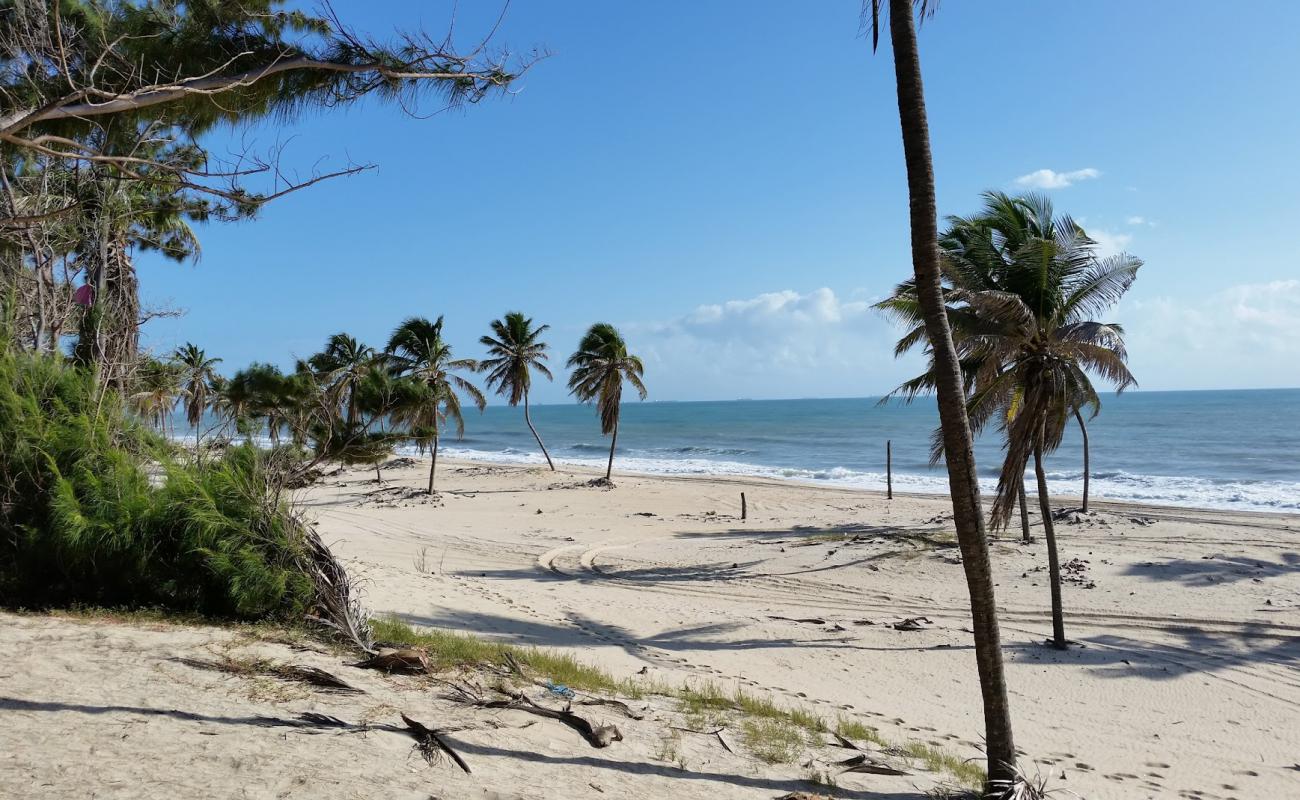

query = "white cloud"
[[629, 288, 920, 400], [1089, 229, 1133, 258], [1122, 279, 1300, 389], [1126, 216, 1157, 227], [1014, 167, 1101, 190]]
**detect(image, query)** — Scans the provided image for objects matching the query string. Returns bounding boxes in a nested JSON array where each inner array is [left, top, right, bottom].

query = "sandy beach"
[[6, 457, 1298, 799]]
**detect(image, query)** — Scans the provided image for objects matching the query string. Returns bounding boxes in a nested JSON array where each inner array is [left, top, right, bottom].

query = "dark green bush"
[[0, 346, 316, 619]]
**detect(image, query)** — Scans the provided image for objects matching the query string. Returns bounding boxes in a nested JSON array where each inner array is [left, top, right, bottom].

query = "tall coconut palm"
[[566, 323, 646, 482], [479, 312, 556, 470], [172, 343, 222, 452], [308, 333, 376, 429], [879, 191, 1141, 650], [385, 316, 485, 494], [864, 1, 1016, 788]]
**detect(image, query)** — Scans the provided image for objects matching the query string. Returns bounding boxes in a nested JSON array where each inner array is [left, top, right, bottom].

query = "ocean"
[[183, 389, 1300, 514], [422, 389, 1300, 514]]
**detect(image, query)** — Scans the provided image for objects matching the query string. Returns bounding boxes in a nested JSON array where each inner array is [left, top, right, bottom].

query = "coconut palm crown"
[[385, 316, 485, 493], [479, 312, 556, 470], [172, 343, 222, 449], [566, 323, 646, 481]]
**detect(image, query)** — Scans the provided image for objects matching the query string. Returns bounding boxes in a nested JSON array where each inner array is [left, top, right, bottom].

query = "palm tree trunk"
[[887, 0, 1015, 786], [1033, 443, 1067, 649], [524, 390, 555, 471], [1074, 407, 1090, 513], [1018, 478, 1031, 543], [428, 435, 439, 494], [605, 418, 618, 481]]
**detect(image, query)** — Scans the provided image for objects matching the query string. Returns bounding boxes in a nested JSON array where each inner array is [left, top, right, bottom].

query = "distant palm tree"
[[173, 343, 222, 452], [479, 312, 556, 470], [385, 316, 485, 494], [129, 356, 182, 435], [308, 333, 376, 429], [566, 323, 646, 482]]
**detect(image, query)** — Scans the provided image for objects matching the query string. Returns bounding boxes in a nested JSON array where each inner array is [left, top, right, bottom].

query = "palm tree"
[[479, 312, 556, 470], [865, 0, 1016, 788], [128, 356, 182, 435], [308, 333, 376, 429], [566, 323, 646, 482], [879, 192, 1141, 650], [172, 343, 222, 452], [385, 316, 485, 494]]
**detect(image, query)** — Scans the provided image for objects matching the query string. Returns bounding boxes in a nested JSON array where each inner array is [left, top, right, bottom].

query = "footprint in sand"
[[1147, 761, 1171, 769]]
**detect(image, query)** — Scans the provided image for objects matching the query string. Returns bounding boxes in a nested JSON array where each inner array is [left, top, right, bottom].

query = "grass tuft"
[[740, 717, 807, 764]]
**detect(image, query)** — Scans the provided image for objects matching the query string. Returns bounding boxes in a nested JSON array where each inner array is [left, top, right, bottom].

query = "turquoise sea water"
[[187, 389, 1300, 513], [426, 389, 1300, 513]]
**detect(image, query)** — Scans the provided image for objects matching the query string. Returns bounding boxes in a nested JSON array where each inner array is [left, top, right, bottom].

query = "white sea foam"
[[434, 446, 1299, 514], [176, 434, 1298, 514]]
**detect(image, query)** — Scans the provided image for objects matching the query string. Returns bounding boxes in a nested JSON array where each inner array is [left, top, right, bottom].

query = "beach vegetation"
[[567, 322, 647, 481], [0, 337, 327, 618], [479, 312, 557, 470], [864, 1, 1018, 787], [740, 717, 808, 764]]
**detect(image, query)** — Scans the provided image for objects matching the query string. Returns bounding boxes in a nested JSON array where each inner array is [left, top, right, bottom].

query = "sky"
[[138, 1, 1300, 403]]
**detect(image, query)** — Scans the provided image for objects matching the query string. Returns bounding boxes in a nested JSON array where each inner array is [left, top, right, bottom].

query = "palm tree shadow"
[[1120, 553, 1300, 586], [1005, 624, 1300, 681], [443, 738, 928, 800], [394, 609, 874, 658], [0, 696, 401, 733]]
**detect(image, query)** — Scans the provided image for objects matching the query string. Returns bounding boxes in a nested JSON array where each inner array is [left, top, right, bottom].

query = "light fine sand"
[[4, 458, 1299, 799]]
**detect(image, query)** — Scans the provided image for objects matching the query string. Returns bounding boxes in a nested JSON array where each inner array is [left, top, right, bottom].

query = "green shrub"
[[0, 345, 315, 619]]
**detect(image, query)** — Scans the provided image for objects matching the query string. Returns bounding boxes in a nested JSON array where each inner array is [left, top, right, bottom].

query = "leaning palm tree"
[[173, 343, 222, 452], [566, 323, 646, 482], [880, 191, 1141, 649], [864, 1, 1017, 786], [385, 316, 485, 494], [479, 312, 556, 470]]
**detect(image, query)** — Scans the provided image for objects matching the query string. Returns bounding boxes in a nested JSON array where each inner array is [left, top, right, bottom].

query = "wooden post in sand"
[[740, 492, 747, 520], [886, 440, 893, 500]]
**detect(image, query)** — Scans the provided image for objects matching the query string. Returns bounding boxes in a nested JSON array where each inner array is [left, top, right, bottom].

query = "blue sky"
[[139, 1, 1300, 402]]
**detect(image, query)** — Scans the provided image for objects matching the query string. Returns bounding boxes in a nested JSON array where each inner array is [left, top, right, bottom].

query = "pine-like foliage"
[[0, 337, 316, 618]]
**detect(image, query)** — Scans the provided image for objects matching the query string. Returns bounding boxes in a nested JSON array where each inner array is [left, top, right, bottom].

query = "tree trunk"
[[1074, 407, 1090, 513], [1018, 477, 1031, 543], [605, 417, 619, 481], [887, 0, 1016, 787], [427, 435, 439, 495], [524, 390, 555, 471], [1033, 443, 1067, 650], [375, 462, 382, 484]]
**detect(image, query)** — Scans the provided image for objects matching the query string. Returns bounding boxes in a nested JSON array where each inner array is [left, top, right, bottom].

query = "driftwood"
[[477, 691, 622, 748], [350, 648, 430, 674], [672, 725, 735, 754], [576, 697, 646, 721], [892, 616, 932, 631], [401, 714, 471, 774], [835, 752, 910, 776], [171, 657, 362, 694], [274, 665, 364, 694], [767, 616, 827, 625]]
